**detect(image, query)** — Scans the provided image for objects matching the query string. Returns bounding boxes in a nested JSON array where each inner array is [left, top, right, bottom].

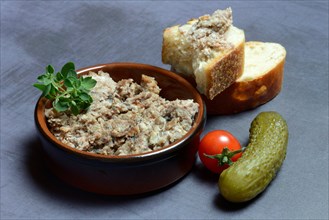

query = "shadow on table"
[[24, 136, 185, 206], [213, 194, 254, 211], [192, 161, 257, 211]]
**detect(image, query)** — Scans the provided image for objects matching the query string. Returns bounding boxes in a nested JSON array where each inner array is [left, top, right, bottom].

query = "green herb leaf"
[[77, 100, 91, 112], [81, 77, 97, 90], [66, 69, 77, 79], [79, 92, 92, 102], [46, 65, 55, 74], [49, 84, 59, 97], [33, 83, 46, 92], [53, 98, 69, 112], [69, 101, 80, 115], [42, 84, 52, 97], [61, 62, 75, 78], [56, 72, 63, 81], [73, 77, 81, 88], [37, 74, 52, 85], [33, 62, 97, 115], [64, 78, 74, 88]]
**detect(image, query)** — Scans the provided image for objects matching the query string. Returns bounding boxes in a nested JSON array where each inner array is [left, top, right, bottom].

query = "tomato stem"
[[204, 147, 242, 166]]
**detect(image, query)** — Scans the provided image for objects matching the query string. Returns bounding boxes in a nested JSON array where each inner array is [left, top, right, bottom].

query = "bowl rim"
[[34, 62, 206, 163]]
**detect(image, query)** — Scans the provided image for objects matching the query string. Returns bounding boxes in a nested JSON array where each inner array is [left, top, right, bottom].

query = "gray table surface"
[[1, 1, 328, 219]]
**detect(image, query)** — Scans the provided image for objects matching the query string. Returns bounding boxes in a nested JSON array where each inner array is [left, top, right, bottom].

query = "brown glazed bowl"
[[34, 62, 206, 195]]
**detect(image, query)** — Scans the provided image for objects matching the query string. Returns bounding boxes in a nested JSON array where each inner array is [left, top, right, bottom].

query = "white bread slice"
[[162, 8, 245, 100], [173, 41, 287, 115]]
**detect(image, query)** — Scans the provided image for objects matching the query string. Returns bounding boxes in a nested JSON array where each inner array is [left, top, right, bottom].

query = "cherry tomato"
[[198, 130, 242, 174]]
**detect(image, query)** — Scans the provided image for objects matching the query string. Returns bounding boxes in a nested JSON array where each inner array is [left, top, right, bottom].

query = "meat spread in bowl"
[[45, 71, 199, 156]]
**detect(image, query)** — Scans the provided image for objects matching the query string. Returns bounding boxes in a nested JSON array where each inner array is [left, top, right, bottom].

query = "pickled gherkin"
[[219, 111, 289, 202]]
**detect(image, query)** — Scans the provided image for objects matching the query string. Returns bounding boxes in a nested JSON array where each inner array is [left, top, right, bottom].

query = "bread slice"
[[162, 8, 245, 100], [181, 41, 286, 115]]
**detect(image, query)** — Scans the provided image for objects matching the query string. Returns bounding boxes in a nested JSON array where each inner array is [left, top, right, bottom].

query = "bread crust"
[[206, 41, 245, 99]]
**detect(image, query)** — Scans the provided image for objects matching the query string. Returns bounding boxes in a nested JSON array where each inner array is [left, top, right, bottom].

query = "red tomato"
[[198, 130, 242, 174]]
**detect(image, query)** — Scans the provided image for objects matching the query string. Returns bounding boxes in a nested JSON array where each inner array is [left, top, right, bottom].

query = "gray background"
[[1, 1, 328, 219]]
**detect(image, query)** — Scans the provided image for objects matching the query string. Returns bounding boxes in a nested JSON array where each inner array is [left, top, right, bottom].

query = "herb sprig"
[[33, 62, 97, 115]]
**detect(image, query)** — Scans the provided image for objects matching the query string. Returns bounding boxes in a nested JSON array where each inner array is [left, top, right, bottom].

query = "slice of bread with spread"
[[162, 8, 245, 100]]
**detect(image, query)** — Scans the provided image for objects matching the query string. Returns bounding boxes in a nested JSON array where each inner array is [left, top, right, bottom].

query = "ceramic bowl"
[[34, 62, 206, 195]]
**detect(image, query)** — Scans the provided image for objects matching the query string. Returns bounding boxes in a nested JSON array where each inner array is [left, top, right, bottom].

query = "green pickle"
[[219, 111, 289, 202]]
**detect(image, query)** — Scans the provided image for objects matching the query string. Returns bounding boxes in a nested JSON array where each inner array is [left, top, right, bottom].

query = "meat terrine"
[[45, 71, 199, 156]]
